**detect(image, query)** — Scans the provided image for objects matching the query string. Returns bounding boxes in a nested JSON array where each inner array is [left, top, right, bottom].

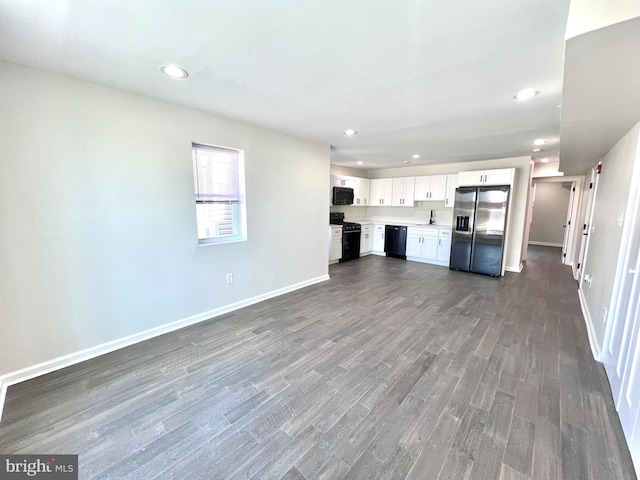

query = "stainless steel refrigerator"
[[450, 185, 510, 277]]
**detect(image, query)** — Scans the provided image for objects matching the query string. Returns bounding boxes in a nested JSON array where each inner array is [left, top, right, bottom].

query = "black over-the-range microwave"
[[332, 186, 354, 205]]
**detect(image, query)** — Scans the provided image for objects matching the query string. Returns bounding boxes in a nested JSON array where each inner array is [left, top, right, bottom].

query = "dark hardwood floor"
[[0, 246, 636, 479]]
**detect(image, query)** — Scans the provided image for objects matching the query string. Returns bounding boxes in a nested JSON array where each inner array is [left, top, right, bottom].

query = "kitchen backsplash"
[[329, 201, 454, 226]]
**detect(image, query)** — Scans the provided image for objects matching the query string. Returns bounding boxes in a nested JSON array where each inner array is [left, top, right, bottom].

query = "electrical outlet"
[[602, 306, 608, 323], [226, 273, 233, 284]]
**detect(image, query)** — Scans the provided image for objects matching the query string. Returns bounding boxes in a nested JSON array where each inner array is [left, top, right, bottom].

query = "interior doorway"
[[526, 176, 583, 270]]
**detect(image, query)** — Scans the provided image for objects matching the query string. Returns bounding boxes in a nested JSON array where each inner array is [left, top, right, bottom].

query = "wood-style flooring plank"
[[0, 246, 635, 480]]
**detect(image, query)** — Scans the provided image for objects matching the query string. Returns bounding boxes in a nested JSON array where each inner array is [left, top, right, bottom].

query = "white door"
[[602, 159, 640, 468], [445, 173, 458, 207], [437, 230, 451, 263], [578, 165, 601, 284], [414, 176, 431, 201], [406, 233, 422, 257], [604, 164, 640, 396], [562, 182, 576, 265], [615, 280, 640, 461], [483, 168, 514, 185], [458, 170, 485, 186], [430, 175, 447, 201]]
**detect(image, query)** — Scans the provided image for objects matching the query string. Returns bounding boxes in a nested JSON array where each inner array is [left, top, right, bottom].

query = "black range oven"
[[330, 212, 361, 262]]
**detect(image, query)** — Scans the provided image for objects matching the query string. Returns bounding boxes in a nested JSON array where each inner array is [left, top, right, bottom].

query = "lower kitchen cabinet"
[[329, 226, 342, 264], [372, 224, 385, 255], [406, 227, 438, 260], [437, 229, 451, 263], [406, 226, 451, 266], [360, 223, 373, 255]]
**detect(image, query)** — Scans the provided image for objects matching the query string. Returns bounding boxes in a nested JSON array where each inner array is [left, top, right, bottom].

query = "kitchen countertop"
[[346, 217, 452, 228], [332, 219, 453, 228]]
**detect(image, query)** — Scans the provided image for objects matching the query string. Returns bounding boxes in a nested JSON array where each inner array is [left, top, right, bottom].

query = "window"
[[192, 143, 246, 245]]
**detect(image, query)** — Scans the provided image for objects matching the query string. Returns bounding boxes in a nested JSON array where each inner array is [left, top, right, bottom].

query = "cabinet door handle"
[[439, 239, 441, 245]]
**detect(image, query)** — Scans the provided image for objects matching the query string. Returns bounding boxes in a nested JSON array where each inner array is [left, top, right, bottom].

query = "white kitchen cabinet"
[[406, 226, 451, 266], [406, 227, 438, 261], [370, 179, 393, 206], [391, 177, 415, 206], [372, 224, 385, 255], [437, 228, 452, 263], [331, 175, 369, 206], [353, 178, 370, 206], [445, 173, 458, 207], [332, 175, 356, 188], [329, 226, 342, 264], [414, 175, 446, 201], [458, 168, 514, 187], [360, 223, 373, 255]]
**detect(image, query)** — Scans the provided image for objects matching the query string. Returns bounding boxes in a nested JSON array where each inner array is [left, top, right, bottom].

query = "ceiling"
[[0, 1, 571, 170]]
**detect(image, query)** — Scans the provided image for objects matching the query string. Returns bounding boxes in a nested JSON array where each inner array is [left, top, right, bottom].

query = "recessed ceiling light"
[[160, 64, 189, 78], [532, 148, 543, 153], [513, 88, 539, 101], [533, 139, 546, 146], [557, 104, 562, 108], [356, 161, 363, 165], [412, 154, 420, 159], [344, 129, 357, 136], [540, 158, 549, 163], [403, 160, 410, 164]]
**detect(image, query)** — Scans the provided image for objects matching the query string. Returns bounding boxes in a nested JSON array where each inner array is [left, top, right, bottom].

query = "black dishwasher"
[[384, 225, 407, 259]]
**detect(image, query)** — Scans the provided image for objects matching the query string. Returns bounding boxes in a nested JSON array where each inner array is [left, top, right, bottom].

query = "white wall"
[[365, 157, 531, 272], [533, 161, 563, 178], [0, 61, 330, 378], [529, 182, 571, 246], [566, 0, 640, 39], [580, 122, 640, 352]]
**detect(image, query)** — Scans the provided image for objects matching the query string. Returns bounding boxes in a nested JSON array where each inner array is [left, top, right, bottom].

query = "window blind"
[[192, 145, 240, 203], [192, 144, 240, 240]]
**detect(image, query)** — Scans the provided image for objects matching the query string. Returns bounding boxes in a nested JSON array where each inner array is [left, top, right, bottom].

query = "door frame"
[[527, 175, 583, 269], [576, 166, 599, 282]]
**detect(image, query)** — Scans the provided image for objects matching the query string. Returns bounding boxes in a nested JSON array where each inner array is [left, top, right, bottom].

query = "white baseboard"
[[406, 256, 449, 268], [505, 262, 524, 273], [0, 274, 330, 422], [528, 241, 563, 247], [578, 287, 603, 361]]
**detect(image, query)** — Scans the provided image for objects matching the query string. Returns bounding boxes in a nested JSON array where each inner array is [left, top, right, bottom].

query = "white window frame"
[[192, 142, 247, 245]]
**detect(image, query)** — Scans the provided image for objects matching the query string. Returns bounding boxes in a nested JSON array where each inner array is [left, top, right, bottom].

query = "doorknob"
[[630, 269, 637, 274]]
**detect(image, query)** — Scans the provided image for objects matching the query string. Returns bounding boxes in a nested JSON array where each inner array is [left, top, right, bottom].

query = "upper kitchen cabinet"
[[370, 178, 393, 206], [353, 177, 370, 207], [332, 175, 357, 188], [445, 173, 458, 207], [414, 175, 447, 201], [391, 177, 415, 206], [458, 168, 515, 187], [331, 174, 370, 206]]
